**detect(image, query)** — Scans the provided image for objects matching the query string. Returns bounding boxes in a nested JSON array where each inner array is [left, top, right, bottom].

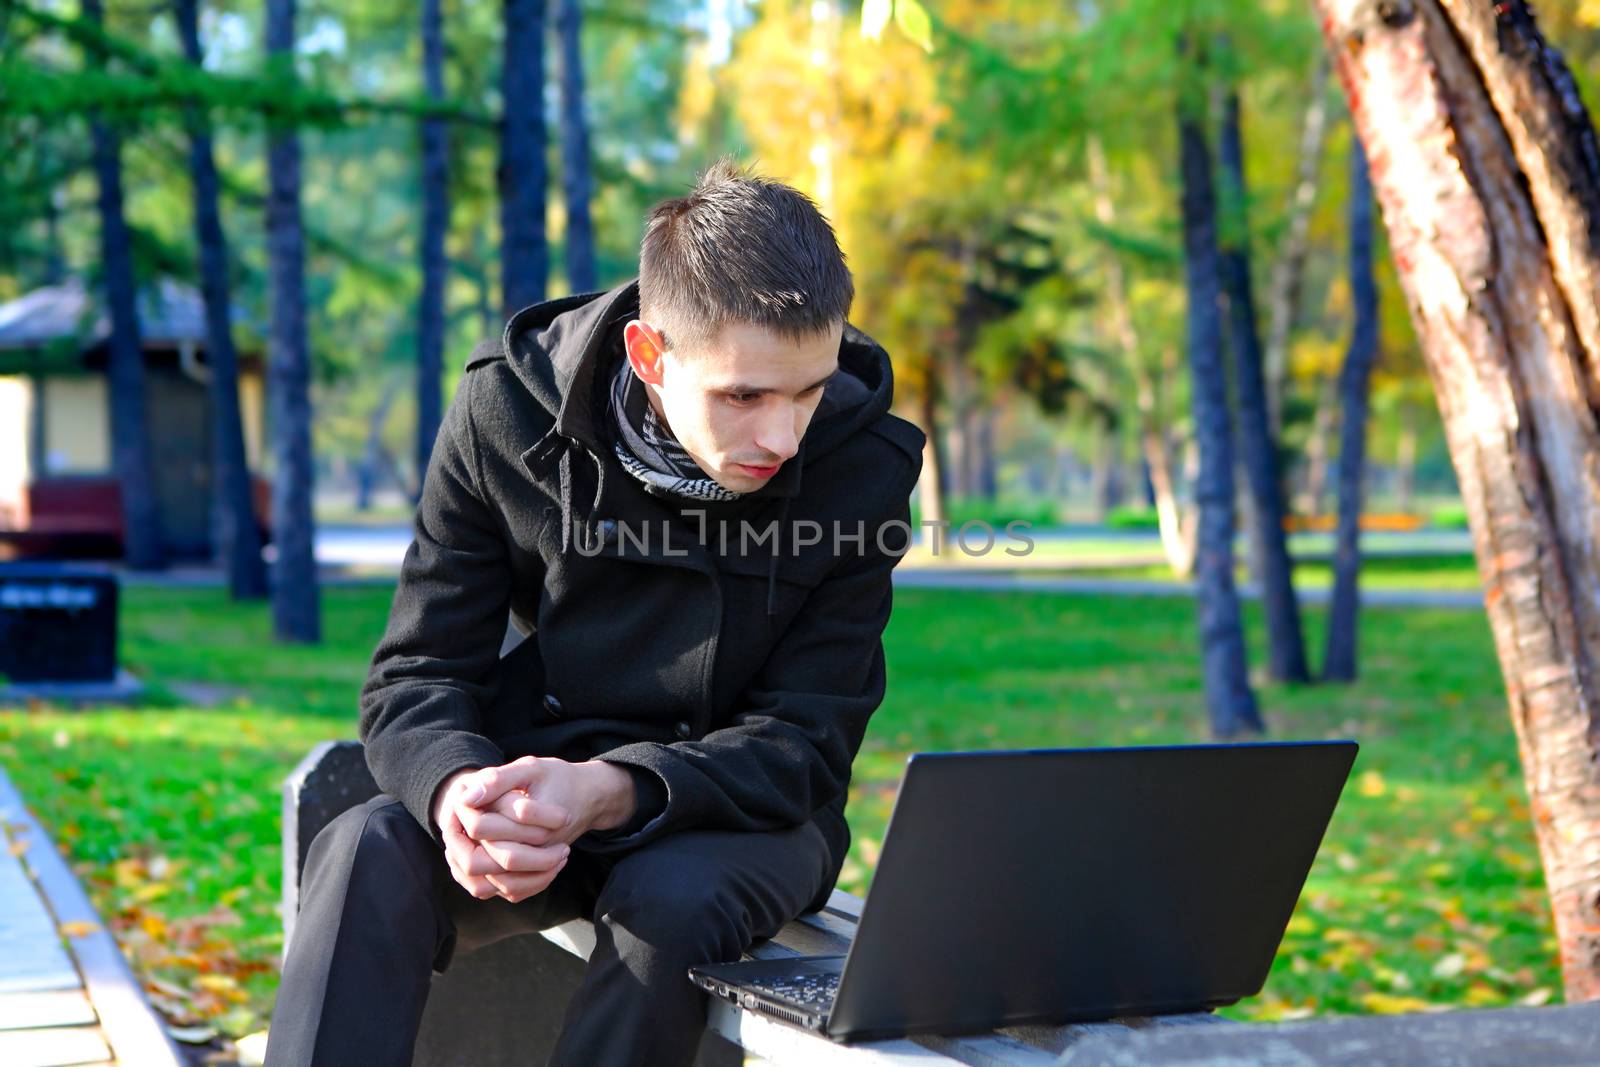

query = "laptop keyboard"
[[746, 971, 841, 1010]]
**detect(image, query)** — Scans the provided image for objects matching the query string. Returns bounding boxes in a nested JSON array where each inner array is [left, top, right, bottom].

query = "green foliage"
[[1105, 504, 1161, 529], [910, 494, 1060, 529], [1, 3, 493, 130]]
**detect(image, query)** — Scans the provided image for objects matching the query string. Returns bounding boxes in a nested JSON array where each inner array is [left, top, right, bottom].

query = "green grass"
[[0, 581, 1557, 1037]]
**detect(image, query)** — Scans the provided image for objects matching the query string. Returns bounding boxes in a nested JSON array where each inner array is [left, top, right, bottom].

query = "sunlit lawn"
[[0, 578, 1555, 1039]]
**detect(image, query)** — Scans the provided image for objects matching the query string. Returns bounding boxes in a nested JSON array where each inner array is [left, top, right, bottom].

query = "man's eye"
[[726, 392, 760, 404]]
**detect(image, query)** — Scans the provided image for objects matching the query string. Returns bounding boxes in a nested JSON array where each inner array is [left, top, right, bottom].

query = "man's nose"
[[756, 407, 801, 461]]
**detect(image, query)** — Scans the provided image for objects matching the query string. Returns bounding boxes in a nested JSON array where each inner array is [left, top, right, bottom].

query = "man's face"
[[623, 318, 842, 493]]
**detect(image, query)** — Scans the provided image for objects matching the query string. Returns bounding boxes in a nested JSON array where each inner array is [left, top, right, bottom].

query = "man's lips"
[[735, 461, 783, 478]]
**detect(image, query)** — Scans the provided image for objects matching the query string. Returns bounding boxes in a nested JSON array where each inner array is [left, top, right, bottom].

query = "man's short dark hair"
[[638, 157, 854, 354]]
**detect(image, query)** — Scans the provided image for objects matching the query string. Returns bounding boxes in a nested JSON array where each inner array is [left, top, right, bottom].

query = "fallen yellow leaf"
[[1360, 992, 1446, 1015]]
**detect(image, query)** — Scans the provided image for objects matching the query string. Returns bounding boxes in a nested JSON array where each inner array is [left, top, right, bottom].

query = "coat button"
[[598, 518, 617, 541], [543, 693, 564, 718], [673, 720, 692, 740]]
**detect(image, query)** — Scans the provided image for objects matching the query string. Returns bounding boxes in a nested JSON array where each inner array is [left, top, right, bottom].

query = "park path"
[[889, 570, 1484, 609], [0, 766, 184, 1067], [116, 523, 1485, 610]]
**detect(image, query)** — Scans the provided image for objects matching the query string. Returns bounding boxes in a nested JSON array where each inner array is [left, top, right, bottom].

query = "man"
[[264, 159, 924, 1066]]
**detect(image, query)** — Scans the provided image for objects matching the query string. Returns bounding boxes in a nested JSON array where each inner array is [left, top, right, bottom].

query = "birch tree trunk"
[[1311, 0, 1600, 998], [1264, 54, 1333, 434], [916, 385, 947, 529], [1396, 406, 1418, 512], [1296, 373, 1338, 515], [1086, 135, 1198, 575], [1144, 419, 1198, 576]]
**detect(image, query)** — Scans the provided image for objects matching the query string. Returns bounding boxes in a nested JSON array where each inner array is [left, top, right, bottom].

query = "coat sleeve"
[[579, 450, 919, 852], [359, 370, 514, 849]]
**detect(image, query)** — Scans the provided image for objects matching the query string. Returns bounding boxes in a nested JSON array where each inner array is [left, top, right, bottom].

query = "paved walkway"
[[106, 522, 1486, 610], [890, 570, 1485, 609], [0, 767, 182, 1067]]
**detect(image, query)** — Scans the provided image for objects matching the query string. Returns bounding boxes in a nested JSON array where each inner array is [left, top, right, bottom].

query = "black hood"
[[479, 277, 899, 614]]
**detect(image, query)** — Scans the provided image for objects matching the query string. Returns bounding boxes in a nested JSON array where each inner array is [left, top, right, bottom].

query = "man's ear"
[[623, 320, 667, 386]]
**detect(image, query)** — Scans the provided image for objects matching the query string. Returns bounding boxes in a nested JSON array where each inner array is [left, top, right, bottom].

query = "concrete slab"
[[0, 834, 80, 995], [0, 1026, 112, 1067], [0, 990, 97, 1031]]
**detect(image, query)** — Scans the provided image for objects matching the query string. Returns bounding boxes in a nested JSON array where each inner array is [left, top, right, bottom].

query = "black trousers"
[[263, 792, 836, 1067]]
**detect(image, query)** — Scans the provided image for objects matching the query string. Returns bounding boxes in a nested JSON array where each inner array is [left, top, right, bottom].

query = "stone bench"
[[1055, 997, 1600, 1066], [281, 740, 1231, 1065]]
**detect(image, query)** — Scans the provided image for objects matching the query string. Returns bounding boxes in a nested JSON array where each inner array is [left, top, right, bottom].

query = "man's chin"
[[710, 473, 760, 493]]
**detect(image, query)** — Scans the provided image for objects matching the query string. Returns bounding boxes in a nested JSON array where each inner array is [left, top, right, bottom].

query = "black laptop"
[[688, 739, 1357, 1043]]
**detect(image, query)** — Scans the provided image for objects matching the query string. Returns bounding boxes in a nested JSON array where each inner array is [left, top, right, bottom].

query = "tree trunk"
[[1086, 134, 1197, 573], [1312, 0, 1600, 999], [1324, 138, 1380, 683], [176, 0, 266, 600], [1090, 423, 1113, 522], [1177, 32, 1262, 738], [1143, 423, 1197, 576], [501, 0, 548, 315], [266, 0, 321, 643], [972, 406, 996, 501], [1264, 53, 1332, 434], [357, 380, 400, 512], [917, 386, 947, 530], [84, 0, 165, 571], [475, 225, 497, 339], [417, 0, 449, 493], [1217, 73, 1310, 683], [1396, 406, 1418, 513], [555, 0, 597, 294], [43, 179, 66, 286], [1296, 373, 1338, 515]]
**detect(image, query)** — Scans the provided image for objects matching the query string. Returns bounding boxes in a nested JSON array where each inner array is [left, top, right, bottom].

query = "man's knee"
[[596, 855, 749, 963], [306, 795, 437, 895]]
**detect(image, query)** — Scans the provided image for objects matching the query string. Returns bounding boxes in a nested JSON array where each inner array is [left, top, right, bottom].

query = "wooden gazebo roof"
[[0, 278, 257, 374]]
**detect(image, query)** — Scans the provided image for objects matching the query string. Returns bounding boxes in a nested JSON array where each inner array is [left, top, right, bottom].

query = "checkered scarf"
[[607, 355, 747, 502]]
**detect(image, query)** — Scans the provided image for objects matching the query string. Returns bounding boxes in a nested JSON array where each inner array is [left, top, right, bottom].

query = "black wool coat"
[[358, 278, 925, 901]]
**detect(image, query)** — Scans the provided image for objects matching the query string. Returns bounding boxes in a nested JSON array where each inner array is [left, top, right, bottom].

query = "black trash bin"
[[0, 563, 119, 683]]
